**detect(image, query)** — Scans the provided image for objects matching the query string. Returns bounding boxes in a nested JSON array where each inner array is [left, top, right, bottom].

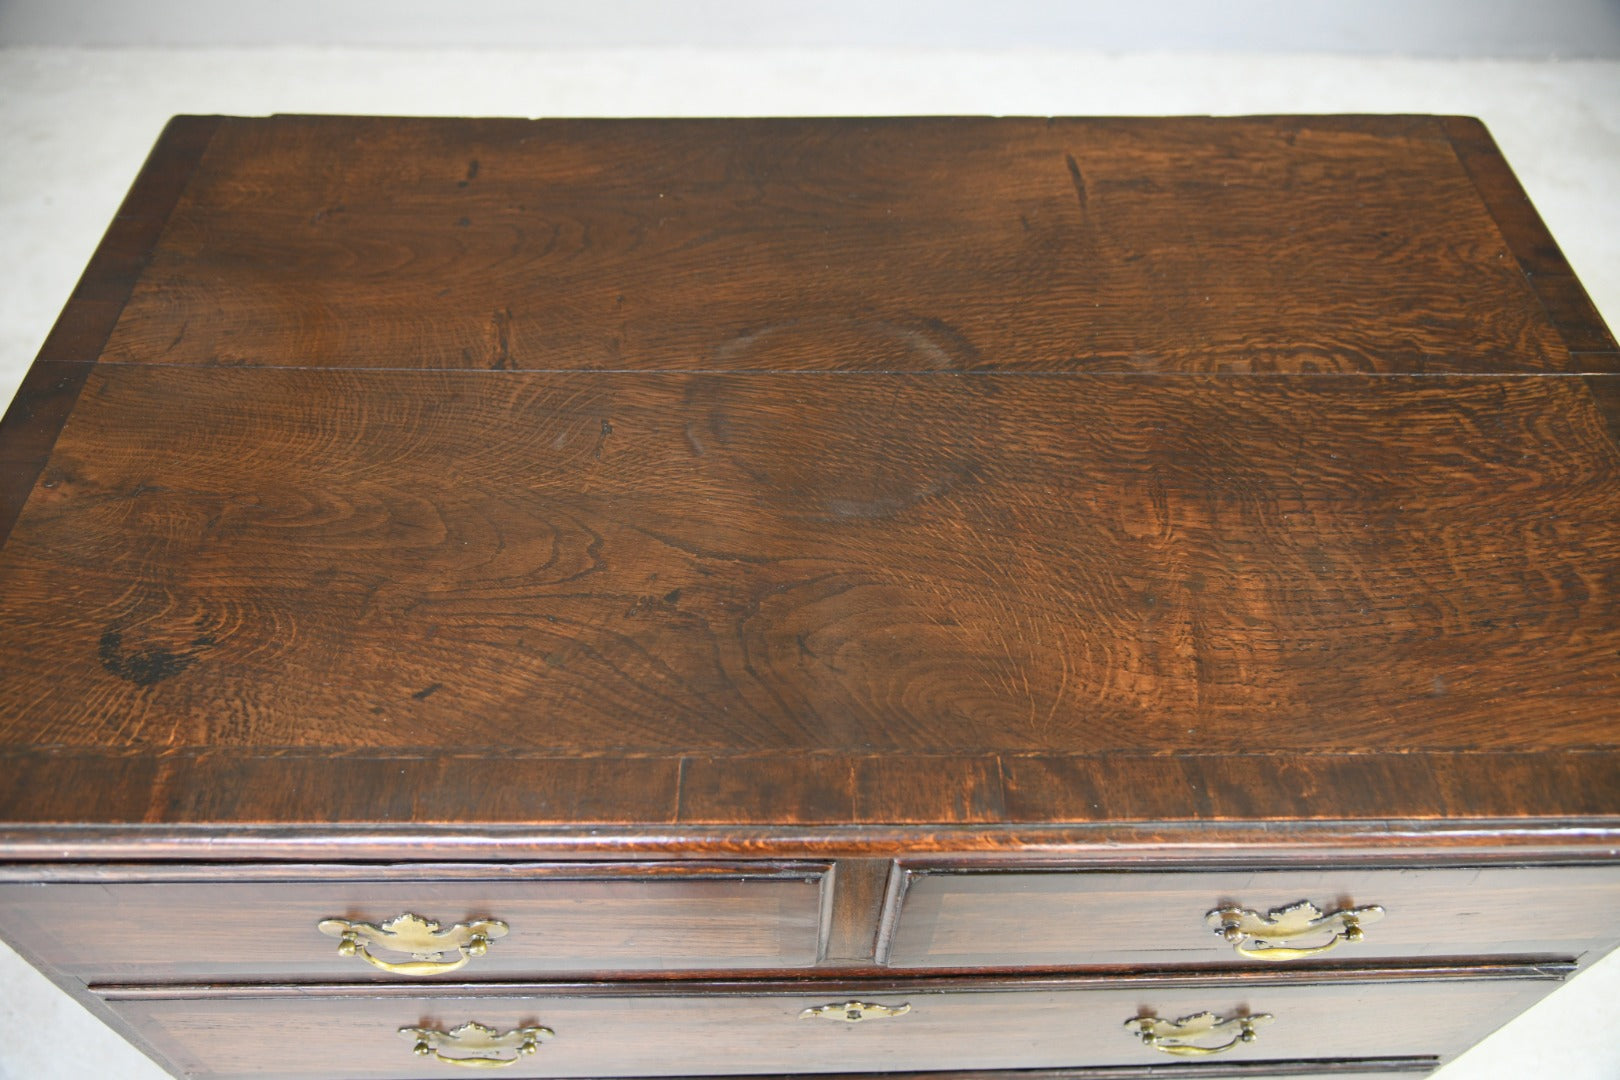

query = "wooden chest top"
[[1, 114, 1616, 856]]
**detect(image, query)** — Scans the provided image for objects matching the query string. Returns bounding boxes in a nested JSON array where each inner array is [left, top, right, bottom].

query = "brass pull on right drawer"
[[1127, 1011, 1272, 1057], [317, 913, 508, 975], [1206, 900, 1384, 960]]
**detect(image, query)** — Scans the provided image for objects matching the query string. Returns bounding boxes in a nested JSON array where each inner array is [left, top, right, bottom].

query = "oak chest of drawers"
[[1, 114, 1618, 1080]]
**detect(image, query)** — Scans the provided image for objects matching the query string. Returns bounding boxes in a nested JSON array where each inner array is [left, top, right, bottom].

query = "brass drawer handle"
[[317, 913, 508, 976], [1127, 1012, 1272, 1057], [399, 1022, 554, 1069], [1206, 900, 1385, 961], [799, 1001, 912, 1023]]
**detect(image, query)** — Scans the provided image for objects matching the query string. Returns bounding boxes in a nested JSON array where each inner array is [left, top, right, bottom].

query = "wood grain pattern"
[[823, 860, 895, 963], [1440, 117, 1620, 370], [0, 362, 94, 544], [882, 864, 1620, 969], [95, 115, 1577, 375], [1583, 375, 1620, 449], [2, 114, 1618, 845], [106, 970, 1555, 1079], [0, 115, 217, 546], [2, 368, 1617, 769], [0, 863, 829, 981], [5, 811, 1620, 865], [4, 113, 1619, 1080], [2, 750, 1619, 837]]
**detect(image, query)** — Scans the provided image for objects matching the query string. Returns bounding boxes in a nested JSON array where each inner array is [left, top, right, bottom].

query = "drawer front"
[[105, 972, 1545, 1079], [0, 863, 829, 981], [884, 864, 1620, 969]]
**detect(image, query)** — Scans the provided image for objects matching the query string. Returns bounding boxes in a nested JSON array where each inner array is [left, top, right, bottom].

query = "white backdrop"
[[1, 0, 1619, 54]]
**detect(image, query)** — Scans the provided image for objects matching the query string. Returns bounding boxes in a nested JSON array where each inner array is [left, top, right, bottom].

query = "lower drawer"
[[104, 968, 1558, 1079]]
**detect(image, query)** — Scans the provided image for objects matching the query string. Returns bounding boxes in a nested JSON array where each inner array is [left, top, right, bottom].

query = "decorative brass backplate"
[[799, 1000, 912, 1023], [317, 913, 509, 975], [1126, 1011, 1272, 1057], [399, 1022, 554, 1069], [1205, 900, 1385, 960]]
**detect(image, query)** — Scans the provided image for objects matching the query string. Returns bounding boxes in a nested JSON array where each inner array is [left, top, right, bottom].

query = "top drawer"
[[0, 862, 829, 982], [883, 863, 1620, 969]]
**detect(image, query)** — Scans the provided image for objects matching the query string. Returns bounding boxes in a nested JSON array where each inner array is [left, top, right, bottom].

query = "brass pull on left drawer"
[[1206, 900, 1384, 961], [1127, 1011, 1272, 1057], [317, 913, 508, 975], [399, 1022, 553, 1069]]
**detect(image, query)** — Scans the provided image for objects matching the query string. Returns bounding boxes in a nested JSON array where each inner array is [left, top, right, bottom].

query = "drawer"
[[883, 864, 1620, 969], [103, 968, 1554, 1079], [0, 862, 829, 981]]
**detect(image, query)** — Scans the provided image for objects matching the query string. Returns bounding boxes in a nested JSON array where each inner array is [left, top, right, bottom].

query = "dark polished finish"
[[0, 862, 830, 982], [18, 366, 1613, 757], [0, 116, 217, 544], [95, 115, 1587, 376], [0, 115, 1617, 1080], [109, 969, 1555, 1080], [882, 865, 1620, 970], [1, 118, 1619, 839]]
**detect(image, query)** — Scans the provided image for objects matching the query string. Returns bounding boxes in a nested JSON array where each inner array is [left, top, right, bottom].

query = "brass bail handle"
[[1127, 1012, 1273, 1057], [317, 913, 509, 976], [400, 1023, 554, 1069], [1206, 900, 1385, 961]]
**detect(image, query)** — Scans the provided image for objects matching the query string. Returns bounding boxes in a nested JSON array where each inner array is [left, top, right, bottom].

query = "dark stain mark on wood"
[[98, 627, 206, 687], [625, 588, 684, 618], [411, 682, 443, 701]]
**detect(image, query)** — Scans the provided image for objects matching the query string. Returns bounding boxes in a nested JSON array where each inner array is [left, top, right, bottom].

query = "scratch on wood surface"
[[1064, 152, 1089, 216], [490, 308, 512, 370]]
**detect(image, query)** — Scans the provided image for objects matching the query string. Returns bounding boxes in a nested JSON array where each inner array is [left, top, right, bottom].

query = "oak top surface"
[[0, 114, 1616, 841], [99, 115, 1580, 375]]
